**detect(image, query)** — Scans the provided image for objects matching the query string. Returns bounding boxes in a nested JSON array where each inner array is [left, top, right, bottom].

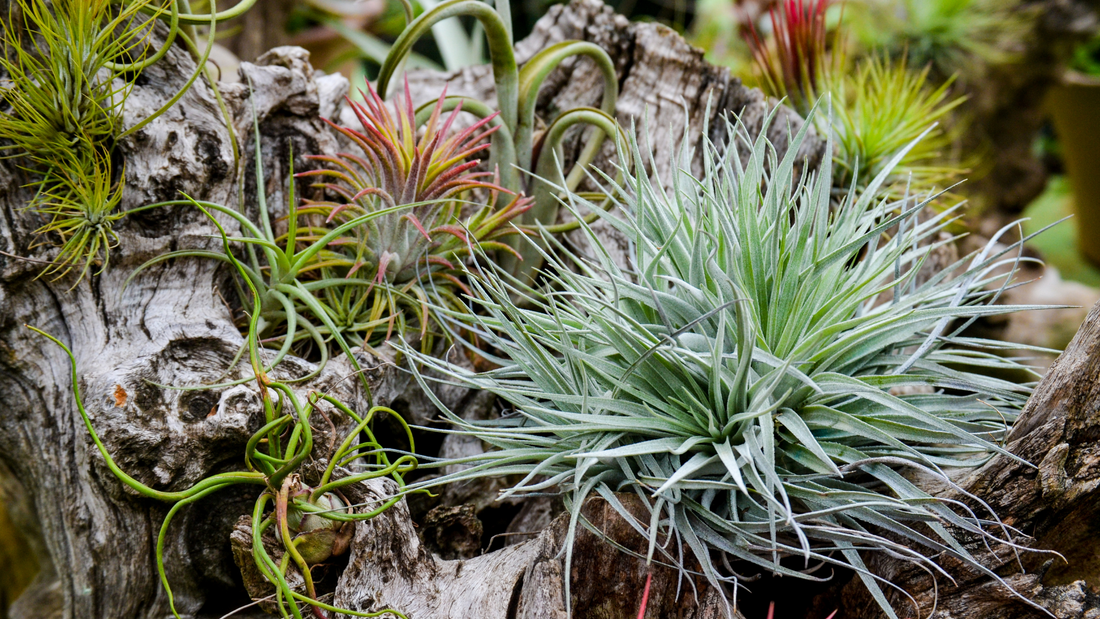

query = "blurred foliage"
[[1023, 176, 1100, 287], [844, 0, 1027, 78], [692, 0, 1026, 79], [0, 500, 38, 619], [283, 0, 700, 86], [733, 0, 970, 199], [1069, 33, 1100, 76]]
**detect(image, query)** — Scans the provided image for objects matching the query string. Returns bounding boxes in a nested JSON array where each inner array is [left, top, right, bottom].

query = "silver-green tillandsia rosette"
[[402, 106, 1059, 618]]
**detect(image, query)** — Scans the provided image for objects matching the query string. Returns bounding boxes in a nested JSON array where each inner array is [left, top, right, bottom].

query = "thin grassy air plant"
[[830, 54, 966, 195], [29, 208, 419, 618], [744, 0, 967, 200], [404, 109, 1057, 618], [0, 0, 257, 280]]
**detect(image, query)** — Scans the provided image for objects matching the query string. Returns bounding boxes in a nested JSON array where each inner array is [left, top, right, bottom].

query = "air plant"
[[28, 148, 127, 281], [374, 0, 626, 280], [31, 238, 417, 618], [746, 0, 832, 115], [293, 80, 533, 353], [744, 0, 967, 199], [0, 0, 154, 279], [130, 84, 528, 391], [0, 0, 255, 280], [830, 55, 967, 196], [403, 109, 1056, 618]]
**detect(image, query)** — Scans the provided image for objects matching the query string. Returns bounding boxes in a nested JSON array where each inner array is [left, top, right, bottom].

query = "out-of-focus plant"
[[375, 0, 625, 280], [27, 150, 127, 281], [1068, 33, 1100, 76], [849, 0, 1025, 78], [691, 0, 756, 73], [31, 230, 417, 618], [0, 0, 257, 281], [288, 0, 441, 92], [742, 0, 968, 199], [404, 110, 1056, 618]]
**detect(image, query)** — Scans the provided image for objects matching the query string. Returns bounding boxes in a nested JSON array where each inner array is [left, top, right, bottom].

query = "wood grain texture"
[[815, 298, 1100, 619]]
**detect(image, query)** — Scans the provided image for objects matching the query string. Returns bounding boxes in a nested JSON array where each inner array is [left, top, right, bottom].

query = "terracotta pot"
[[1048, 72, 1100, 266]]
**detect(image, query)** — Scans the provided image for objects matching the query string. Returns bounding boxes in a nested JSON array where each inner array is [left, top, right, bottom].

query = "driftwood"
[[0, 2, 1096, 619], [808, 295, 1100, 619]]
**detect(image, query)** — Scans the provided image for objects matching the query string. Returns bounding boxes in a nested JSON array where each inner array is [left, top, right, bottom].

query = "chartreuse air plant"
[[375, 0, 626, 281], [0, 0, 256, 281], [30, 212, 419, 618], [746, 0, 967, 200], [403, 108, 1058, 617]]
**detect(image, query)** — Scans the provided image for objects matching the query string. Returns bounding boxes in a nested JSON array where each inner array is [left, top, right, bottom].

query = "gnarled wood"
[[813, 298, 1100, 619]]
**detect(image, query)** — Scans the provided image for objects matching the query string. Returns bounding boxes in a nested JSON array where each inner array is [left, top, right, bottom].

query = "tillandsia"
[[402, 108, 1059, 618], [130, 84, 527, 390], [850, 0, 1026, 77], [30, 200, 419, 619], [829, 54, 967, 196], [295, 80, 532, 354], [744, 0, 968, 200], [746, 0, 831, 115], [0, 0, 256, 280], [374, 0, 626, 281]]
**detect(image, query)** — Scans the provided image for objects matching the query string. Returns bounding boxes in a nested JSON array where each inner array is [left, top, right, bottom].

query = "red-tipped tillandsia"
[[292, 80, 533, 352], [300, 78, 503, 207], [746, 0, 831, 115]]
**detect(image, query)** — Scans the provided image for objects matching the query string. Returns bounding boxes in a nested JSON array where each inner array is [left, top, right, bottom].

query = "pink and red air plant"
[[290, 79, 533, 350], [302, 79, 502, 208], [745, 0, 832, 115], [296, 79, 531, 287]]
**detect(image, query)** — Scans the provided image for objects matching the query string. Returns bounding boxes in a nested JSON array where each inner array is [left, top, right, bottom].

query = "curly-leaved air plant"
[[374, 0, 626, 281], [30, 201, 420, 619], [401, 107, 1059, 617], [0, 0, 256, 280]]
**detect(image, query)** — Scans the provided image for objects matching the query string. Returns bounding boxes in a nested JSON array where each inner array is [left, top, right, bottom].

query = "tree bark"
[[810, 296, 1100, 619]]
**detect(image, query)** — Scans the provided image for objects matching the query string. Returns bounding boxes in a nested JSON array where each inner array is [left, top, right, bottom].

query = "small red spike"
[[636, 571, 652, 619]]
